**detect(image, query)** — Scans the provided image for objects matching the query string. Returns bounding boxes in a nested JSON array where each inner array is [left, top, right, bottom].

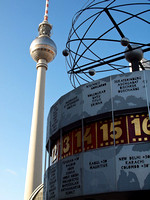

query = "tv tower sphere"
[[30, 22, 57, 64]]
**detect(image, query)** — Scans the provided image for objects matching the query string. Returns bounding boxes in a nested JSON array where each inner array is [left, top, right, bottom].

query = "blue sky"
[[0, 1, 149, 200], [0, 0, 82, 199]]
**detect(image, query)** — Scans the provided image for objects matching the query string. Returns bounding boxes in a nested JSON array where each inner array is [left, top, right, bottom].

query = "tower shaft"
[[24, 60, 47, 200]]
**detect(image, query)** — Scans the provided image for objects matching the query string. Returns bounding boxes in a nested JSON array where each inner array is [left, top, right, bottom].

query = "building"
[[44, 70, 150, 200]]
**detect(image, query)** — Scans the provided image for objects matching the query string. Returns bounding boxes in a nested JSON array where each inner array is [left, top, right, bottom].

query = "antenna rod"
[[44, 0, 49, 21]]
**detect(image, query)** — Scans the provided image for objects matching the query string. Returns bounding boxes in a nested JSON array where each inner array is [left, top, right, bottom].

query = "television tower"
[[24, 1, 57, 200]]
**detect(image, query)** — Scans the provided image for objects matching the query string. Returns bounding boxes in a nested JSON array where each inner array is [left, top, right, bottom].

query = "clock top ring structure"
[[63, 0, 150, 88]]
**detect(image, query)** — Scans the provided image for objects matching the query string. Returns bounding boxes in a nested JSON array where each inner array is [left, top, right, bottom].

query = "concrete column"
[[24, 59, 47, 200]]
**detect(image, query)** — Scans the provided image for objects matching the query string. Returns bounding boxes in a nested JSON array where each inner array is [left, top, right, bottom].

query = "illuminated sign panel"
[[128, 114, 150, 143], [51, 113, 150, 163], [97, 116, 128, 147]]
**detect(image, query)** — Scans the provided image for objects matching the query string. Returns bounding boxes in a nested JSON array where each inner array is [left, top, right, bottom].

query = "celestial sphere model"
[[63, 0, 150, 88], [24, 1, 57, 200]]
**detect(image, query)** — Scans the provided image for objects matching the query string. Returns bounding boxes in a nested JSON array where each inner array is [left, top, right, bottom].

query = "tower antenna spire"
[[44, 0, 49, 21]]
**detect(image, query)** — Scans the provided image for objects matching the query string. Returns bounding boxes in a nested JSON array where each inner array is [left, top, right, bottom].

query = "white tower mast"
[[24, 1, 57, 200]]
